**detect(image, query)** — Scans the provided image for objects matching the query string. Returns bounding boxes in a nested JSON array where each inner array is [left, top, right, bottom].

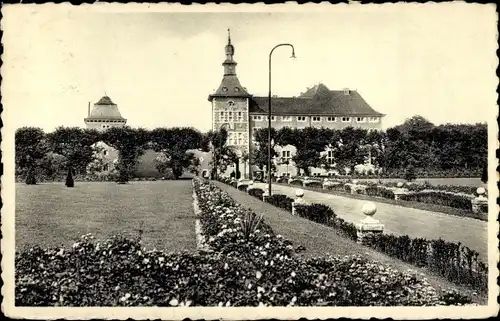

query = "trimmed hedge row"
[[399, 191, 473, 211]]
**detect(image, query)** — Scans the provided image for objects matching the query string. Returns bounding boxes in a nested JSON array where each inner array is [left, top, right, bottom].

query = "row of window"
[[252, 127, 378, 135], [227, 132, 247, 146], [252, 115, 380, 123], [219, 111, 245, 122]]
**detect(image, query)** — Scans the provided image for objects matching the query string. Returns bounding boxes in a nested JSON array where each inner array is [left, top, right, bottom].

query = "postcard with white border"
[[1, 2, 499, 320]]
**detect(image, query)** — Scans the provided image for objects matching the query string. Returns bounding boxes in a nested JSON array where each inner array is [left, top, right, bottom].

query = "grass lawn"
[[15, 180, 197, 252], [214, 181, 488, 304]]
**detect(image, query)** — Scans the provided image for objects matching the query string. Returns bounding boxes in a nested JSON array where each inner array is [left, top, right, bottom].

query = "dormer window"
[[227, 101, 235, 107], [222, 87, 228, 92], [234, 87, 240, 92]]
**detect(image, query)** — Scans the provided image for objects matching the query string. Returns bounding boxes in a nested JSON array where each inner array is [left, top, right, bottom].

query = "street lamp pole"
[[268, 43, 296, 197]]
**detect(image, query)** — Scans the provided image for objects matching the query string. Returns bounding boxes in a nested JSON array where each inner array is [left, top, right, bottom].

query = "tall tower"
[[208, 29, 252, 157], [84, 95, 127, 131]]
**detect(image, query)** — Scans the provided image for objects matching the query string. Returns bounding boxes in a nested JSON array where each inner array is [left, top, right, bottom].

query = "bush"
[[65, 168, 74, 187], [294, 204, 335, 225], [237, 185, 248, 192], [404, 165, 417, 182], [399, 191, 472, 211], [305, 181, 322, 188], [365, 186, 395, 199], [266, 194, 294, 212], [248, 188, 264, 200], [289, 179, 303, 186]]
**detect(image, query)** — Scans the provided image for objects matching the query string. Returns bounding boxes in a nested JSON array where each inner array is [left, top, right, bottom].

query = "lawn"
[[15, 180, 197, 252]]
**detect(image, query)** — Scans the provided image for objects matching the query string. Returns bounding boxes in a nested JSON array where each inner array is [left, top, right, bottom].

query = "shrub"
[[344, 184, 352, 193], [237, 184, 248, 192], [266, 194, 294, 212], [305, 181, 322, 188], [294, 204, 335, 225], [248, 188, 264, 200], [65, 168, 74, 188], [365, 186, 395, 199], [289, 179, 303, 186], [399, 191, 472, 211], [404, 165, 417, 182], [239, 210, 263, 241]]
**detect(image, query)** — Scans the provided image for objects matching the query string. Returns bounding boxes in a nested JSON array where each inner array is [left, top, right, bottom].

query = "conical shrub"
[[65, 167, 74, 187], [25, 169, 36, 185]]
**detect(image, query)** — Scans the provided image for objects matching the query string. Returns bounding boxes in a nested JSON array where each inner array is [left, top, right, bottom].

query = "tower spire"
[[228, 28, 231, 45]]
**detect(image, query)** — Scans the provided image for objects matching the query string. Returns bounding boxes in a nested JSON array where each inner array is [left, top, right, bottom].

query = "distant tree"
[[39, 152, 67, 180], [15, 127, 49, 184], [101, 127, 150, 183], [65, 167, 74, 187], [404, 164, 417, 182], [46, 127, 102, 181], [150, 127, 204, 179], [252, 127, 279, 173]]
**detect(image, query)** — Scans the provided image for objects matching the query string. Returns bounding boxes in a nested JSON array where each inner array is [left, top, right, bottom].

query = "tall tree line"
[[251, 116, 487, 176], [15, 126, 209, 185]]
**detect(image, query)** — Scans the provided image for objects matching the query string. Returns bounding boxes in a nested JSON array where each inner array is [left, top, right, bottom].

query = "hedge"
[[399, 191, 473, 211]]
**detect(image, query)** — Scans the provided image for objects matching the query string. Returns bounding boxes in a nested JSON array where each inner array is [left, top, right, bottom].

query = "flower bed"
[[16, 178, 474, 306]]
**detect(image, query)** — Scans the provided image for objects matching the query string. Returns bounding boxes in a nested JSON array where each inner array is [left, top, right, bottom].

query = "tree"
[[101, 127, 150, 183], [204, 128, 228, 178], [46, 127, 102, 182], [15, 127, 49, 184], [39, 152, 67, 180], [150, 127, 205, 179], [252, 127, 279, 173], [65, 167, 74, 187]]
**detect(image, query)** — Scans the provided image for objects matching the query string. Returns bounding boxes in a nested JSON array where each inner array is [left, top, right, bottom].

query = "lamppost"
[[268, 43, 296, 196]]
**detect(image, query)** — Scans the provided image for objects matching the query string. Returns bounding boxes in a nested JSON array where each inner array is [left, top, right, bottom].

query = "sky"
[[2, 3, 498, 133]]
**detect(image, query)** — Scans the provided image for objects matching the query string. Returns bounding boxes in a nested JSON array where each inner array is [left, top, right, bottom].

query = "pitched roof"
[[86, 96, 126, 120], [249, 84, 384, 116], [96, 95, 116, 105], [208, 75, 252, 100]]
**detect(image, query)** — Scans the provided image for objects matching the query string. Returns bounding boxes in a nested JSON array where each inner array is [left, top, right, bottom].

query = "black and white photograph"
[[1, 2, 498, 320]]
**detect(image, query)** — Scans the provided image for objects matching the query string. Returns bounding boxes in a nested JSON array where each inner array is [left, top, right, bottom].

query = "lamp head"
[[290, 49, 296, 59]]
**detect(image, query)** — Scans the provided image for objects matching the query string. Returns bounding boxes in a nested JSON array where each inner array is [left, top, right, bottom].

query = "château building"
[[208, 31, 385, 177]]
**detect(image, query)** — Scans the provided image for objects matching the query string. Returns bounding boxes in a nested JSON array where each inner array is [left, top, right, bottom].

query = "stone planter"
[[291, 189, 308, 216], [471, 187, 488, 214], [356, 202, 384, 245], [393, 188, 411, 200]]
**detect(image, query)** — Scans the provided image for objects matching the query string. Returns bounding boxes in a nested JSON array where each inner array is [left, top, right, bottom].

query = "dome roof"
[[86, 96, 126, 120]]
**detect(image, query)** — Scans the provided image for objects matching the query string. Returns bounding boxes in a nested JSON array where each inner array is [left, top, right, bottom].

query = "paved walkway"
[[253, 182, 488, 261]]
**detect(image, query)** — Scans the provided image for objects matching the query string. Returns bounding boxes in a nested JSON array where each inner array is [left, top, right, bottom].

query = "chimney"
[[87, 102, 90, 117], [343, 88, 350, 95]]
